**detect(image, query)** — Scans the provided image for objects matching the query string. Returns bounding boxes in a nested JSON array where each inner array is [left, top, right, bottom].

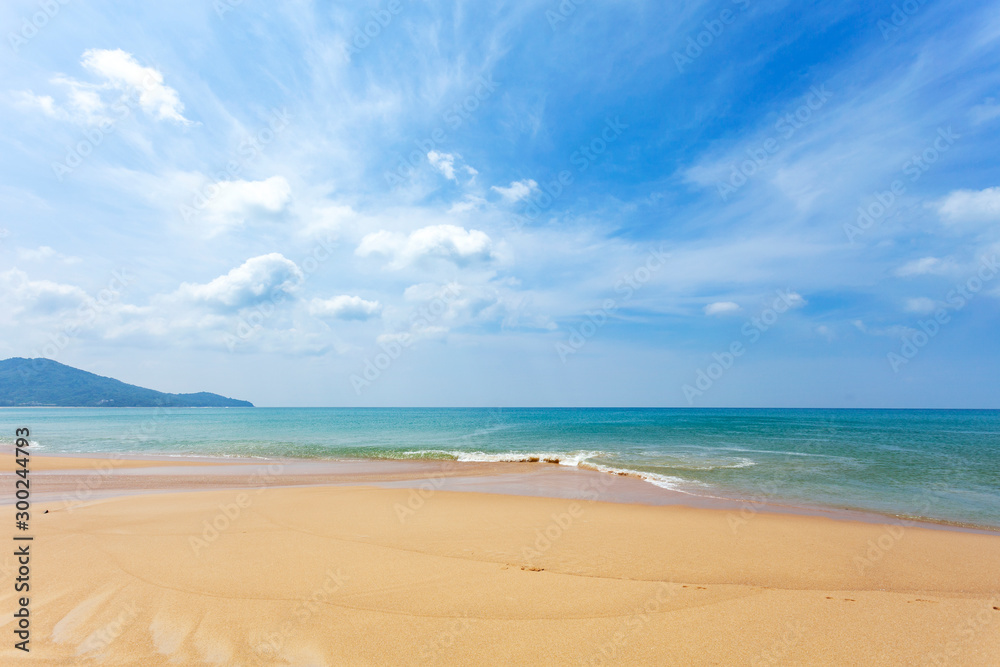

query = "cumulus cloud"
[[13, 48, 189, 125], [175, 253, 303, 310], [427, 151, 457, 180], [356, 224, 493, 268], [193, 176, 292, 234], [704, 301, 741, 316], [491, 179, 538, 202], [309, 295, 382, 320], [936, 187, 1000, 224], [0, 269, 89, 316], [81, 48, 188, 123]]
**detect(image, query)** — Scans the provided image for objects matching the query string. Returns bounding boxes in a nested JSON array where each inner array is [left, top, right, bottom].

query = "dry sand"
[[1, 457, 999, 665]]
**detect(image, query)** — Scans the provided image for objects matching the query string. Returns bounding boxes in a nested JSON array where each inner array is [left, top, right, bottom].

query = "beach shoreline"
[[0, 454, 998, 664], [5, 450, 999, 535]]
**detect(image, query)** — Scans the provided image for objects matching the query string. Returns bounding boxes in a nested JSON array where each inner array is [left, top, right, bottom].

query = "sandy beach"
[[2, 455, 999, 665]]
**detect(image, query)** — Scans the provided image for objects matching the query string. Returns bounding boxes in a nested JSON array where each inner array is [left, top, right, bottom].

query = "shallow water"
[[3, 407, 999, 528]]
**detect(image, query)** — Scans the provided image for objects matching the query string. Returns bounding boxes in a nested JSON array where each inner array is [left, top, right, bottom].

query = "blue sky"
[[1, 0, 998, 407]]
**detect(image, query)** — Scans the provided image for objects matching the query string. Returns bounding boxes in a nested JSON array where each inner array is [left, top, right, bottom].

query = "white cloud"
[[197, 176, 292, 234], [904, 297, 938, 314], [853, 320, 918, 339], [782, 291, 807, 309], [81, 48, 189, 123], [11, 91, 63, 119], [970, 99, 1000, 125], [491, 179, 538, 202], [299, 204, 354, 238], [0, 269, 89, 316], [448, 195, 486, 214], [16, 246, 80, 264], [894, 257, 949, 277], [309, 295, 382, 320], [356, 224, 493, 268], [175, 254, 303, 310], [704, 301, 741, 316], [12, 49, 190, 126], [936, 187, 1000, 224], [427, 151, 457, 180]]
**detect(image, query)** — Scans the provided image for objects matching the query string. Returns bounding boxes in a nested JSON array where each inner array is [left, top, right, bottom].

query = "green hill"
[[0, 358, 253, 407]]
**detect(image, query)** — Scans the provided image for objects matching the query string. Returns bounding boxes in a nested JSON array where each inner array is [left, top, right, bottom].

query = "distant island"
[[0, 358, 254, 407]]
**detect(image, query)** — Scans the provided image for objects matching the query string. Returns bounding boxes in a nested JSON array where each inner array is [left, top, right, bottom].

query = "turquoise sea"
[[3, 408, 999, 529]]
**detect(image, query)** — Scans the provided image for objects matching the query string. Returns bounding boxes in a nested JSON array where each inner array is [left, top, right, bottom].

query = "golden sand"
[[1, 460, 998, 665]]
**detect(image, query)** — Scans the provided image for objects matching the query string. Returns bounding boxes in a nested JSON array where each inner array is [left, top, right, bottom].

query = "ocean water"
[[3, 407, 999, 528]]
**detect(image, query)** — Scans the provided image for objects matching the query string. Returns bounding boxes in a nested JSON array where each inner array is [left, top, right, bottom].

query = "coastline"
[[5, 450, 999, 534], [1, 453, 998, 664]]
